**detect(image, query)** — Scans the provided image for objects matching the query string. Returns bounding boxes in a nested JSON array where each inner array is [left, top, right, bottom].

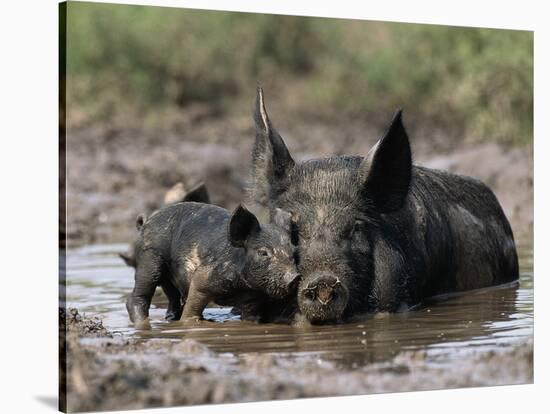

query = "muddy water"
[[62, 240, 533, 368]]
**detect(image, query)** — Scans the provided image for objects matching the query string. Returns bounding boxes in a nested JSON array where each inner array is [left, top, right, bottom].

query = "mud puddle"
[[62, 239, 533, 370]]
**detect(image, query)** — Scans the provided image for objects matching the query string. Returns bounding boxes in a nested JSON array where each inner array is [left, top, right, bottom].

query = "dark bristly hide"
[[119, 182, 212, 269], [125, 201, 300, 324], [250, 87, 519, 324]]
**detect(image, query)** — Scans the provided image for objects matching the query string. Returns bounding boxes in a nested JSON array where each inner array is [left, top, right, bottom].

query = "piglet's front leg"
[[181, 273, 211, 321]]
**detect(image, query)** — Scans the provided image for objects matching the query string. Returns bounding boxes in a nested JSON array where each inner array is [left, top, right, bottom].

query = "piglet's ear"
[[359, 110, 412, 213], [182, 182, 211, 204], [229, 204, 261, 248]]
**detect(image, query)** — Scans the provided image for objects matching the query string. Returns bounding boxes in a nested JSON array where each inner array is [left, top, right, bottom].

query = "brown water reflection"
[[63, 240, 533, 368]]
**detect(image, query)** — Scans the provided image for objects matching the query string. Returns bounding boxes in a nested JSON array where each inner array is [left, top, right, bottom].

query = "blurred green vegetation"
[[66, 2, 533, 145]]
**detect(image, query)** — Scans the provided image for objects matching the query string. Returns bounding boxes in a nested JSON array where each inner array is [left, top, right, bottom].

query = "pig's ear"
[[271, 208, 292, 233], [359, 110, 412, 213], [182, 182, 211, 204], [250, 87, 295, 204], [229, 204, 261, 248]]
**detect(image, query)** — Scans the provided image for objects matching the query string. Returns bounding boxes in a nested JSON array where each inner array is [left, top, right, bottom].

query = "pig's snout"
[[301, 274, 342, 305], [263, 270, 301, 299], [298, 272, 349, 323]]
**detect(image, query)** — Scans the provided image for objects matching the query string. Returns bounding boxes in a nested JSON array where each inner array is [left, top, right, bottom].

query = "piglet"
[[126, 202, 300, 324]]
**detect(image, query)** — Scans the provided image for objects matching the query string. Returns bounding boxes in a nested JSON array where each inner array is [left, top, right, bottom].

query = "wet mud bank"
[[60, 309, 533, 412]]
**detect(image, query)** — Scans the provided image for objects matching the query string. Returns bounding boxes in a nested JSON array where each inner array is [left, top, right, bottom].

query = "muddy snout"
[[298, 272, 349, 323], [301, 274, 343, 305], [266, 270, 301, 299]]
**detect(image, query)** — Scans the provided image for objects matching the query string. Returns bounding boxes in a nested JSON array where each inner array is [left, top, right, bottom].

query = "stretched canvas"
[[59, 1, 533, 412]]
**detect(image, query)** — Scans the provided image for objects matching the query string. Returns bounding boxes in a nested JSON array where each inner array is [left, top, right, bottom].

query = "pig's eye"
[[257, 248, 270, 258]]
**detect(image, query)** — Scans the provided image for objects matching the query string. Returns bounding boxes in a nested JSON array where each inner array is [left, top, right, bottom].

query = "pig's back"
[[139, 202, 230, 258], [407, 166, 519, 293], [171, 202, 230, 249]]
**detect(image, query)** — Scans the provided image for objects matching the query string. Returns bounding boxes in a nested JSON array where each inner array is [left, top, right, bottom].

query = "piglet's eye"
[[257, 248, 270, 257]]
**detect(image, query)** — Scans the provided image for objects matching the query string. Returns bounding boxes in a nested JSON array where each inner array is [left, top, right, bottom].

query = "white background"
[[0, 0, 547, 413]]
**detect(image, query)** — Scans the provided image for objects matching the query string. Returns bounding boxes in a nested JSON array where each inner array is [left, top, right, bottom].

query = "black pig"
[[250, 87, 518, 323], [126, 202, 300, 324]]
